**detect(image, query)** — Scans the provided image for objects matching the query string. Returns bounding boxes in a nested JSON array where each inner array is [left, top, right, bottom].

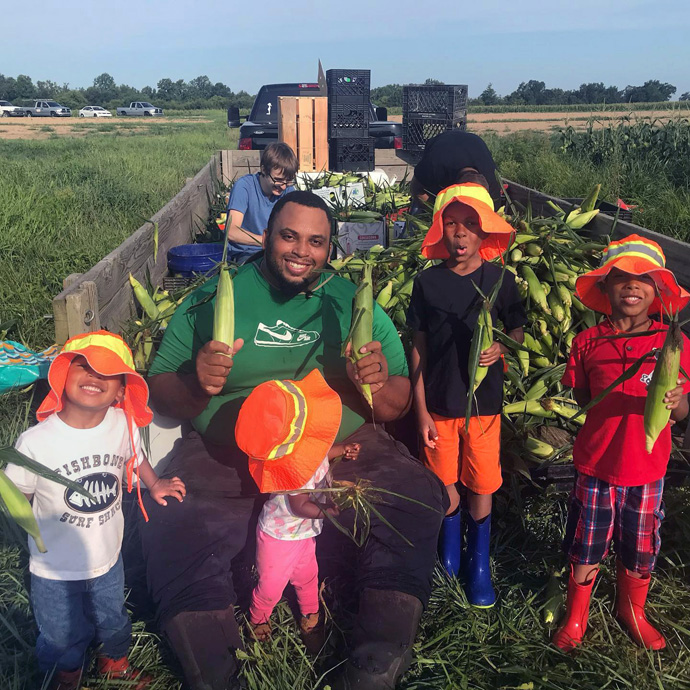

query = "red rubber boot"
[[614, 561, 666, 650], [552, 566, 597, 652], [97, 656, 153, 689]]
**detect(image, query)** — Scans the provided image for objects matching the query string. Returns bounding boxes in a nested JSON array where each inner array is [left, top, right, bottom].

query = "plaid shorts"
[[562, 472, 665, 575]]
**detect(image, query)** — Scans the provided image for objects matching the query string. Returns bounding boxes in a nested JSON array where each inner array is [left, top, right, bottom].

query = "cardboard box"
[[336, 221, 387, 257], [312, 182, 366, 209]]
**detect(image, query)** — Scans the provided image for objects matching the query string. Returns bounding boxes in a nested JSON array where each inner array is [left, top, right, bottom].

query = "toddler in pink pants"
[[235, 369, 360, 649]]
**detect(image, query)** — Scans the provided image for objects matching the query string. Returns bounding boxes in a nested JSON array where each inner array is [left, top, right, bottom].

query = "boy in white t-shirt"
[[4, 331, 185, 690], [235, 369, 359, 651]]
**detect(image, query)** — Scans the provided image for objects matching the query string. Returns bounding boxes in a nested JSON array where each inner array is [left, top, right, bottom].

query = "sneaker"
[[48, 669, 83, 690], [253, 320, 320, 348], [96, 656, 153, 689]]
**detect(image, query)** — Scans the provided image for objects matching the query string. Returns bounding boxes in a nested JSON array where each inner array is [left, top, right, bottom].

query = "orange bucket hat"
[[37, 331, 153, 519], [235, 369, 342, 493], [421, 183, 515, 261], [575, 234, 690, 315]]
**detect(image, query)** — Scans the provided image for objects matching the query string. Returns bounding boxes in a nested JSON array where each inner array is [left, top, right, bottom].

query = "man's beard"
[[263, 249, 318, 297]]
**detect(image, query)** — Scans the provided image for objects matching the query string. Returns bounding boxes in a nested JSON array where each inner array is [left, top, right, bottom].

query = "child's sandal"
[[249, 620, 272, 642]]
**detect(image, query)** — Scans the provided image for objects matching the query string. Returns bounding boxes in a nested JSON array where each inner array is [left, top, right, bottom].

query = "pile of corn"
[[130, 177, 612, 472]]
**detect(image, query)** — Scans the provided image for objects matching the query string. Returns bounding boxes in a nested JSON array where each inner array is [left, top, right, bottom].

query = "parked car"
[[79, 106, 112, 118], [116, 102, 164, 116], [230, 82, 402, 150], [23, 101, 71, 117], [0, 100, 25, 117]]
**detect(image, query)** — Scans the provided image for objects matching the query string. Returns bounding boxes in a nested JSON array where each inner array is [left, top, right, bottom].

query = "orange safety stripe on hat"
[[235, 369, 342, 493], [36, 331, 154, 521], [421, 183, 514, 261], [266, 380, 308, 460], [575, 234, 690, 315]]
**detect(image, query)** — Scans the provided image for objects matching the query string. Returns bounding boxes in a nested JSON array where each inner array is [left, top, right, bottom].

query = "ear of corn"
[[213, 263, 235, 357], [643, 318, 683, 453], [129, 273, 160, 321], [543, 568, 565, 625], [0, 470, 46, 552], [579, 184, 601, 213], [520, 265, 550, 314], [346, 263, 374, 408]]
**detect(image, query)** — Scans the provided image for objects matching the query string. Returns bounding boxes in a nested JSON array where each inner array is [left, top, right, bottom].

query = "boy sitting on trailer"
[[407, 182, 526, 606], [554, 235, 690, 652], [4, 332, 186, 690]]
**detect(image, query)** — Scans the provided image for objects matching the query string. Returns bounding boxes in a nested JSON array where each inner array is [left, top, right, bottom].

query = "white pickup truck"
[[116, 102, 164, 116]]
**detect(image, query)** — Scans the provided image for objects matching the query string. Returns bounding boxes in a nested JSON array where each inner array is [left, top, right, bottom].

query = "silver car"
[[25, 101, 72, 117]]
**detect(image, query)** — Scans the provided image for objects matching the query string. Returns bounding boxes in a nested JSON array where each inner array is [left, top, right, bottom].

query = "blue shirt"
[[226, 173, 295, 254]]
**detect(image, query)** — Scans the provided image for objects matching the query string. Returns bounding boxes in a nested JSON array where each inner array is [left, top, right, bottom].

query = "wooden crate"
[[278, 97, 328, 172]]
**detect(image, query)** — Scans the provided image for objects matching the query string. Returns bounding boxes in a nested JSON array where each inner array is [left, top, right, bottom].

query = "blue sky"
[[4, 0, 689, 97]]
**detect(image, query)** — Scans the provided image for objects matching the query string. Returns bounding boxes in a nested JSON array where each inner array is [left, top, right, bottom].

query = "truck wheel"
[[144, 111, 151, 116], [27, 112, 32, 117], [50, 112, 56, 117]]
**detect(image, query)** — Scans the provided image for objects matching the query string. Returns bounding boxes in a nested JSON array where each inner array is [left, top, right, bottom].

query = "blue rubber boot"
[[464, 512, 496, 608], [438, 511, 462, 577]]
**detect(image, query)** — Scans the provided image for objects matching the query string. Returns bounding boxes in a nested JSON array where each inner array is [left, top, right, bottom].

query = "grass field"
[[1, 111, 690, 690]]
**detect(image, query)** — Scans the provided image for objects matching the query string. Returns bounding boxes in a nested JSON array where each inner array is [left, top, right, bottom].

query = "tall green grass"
[[0, 111, 236, 348]]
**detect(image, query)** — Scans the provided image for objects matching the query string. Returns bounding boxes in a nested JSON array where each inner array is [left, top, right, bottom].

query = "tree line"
[[0, 73, 254, 111], [1, 73, 687, 112], [371, 79, 688, 108]]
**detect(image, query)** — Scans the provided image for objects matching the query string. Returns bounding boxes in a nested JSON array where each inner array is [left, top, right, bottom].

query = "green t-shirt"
[[149, 262, 409, 447]]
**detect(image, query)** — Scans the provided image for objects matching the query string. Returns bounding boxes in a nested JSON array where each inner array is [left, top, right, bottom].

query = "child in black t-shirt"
[[407, 183, 526, 607]]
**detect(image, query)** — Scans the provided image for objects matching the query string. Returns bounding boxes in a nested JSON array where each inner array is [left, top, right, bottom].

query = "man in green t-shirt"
[[141, 192, 447, 690]]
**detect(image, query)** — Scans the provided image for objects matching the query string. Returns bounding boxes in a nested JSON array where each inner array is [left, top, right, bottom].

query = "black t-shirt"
[[407, 261, 527, 418], [413, 131, 501, 203]]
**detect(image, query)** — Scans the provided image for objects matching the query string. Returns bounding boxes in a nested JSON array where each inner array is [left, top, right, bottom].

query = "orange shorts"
[[421, 413, 502, 495]]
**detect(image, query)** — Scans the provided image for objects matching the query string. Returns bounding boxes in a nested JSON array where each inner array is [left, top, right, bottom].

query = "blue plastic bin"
[[167, 243, 224, 277]]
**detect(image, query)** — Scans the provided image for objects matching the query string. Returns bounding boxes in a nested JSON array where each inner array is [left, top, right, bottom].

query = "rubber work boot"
[[438, 511, 462, 577], [334, 588, 423, 689], [164, 605, 244, 690], [300, 611, 325, 656], [552, 566, 596, 652], [463, 513, 496, 608], [614, 561, 666, 650], [96, 656, 153, 689], [48, 668, 83, 690]]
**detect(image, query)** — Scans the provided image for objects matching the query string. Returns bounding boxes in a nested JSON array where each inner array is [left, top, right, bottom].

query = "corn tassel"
[[0, 470, 47, 552], [129, 274, 160, 321], [643, 319, 682, 453], [213, 263, 235, 357], [347, 263, 374, 408]]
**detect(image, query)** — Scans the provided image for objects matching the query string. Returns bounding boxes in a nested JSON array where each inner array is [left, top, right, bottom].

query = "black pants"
[[140, 424, 447, 628]]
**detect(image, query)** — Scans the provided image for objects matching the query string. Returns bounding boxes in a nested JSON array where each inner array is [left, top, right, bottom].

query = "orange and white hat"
[[575, 234, 690, 315], [421, 183, 514, 261], [235, 369, 342, 493], [37, 331, 153, 519]]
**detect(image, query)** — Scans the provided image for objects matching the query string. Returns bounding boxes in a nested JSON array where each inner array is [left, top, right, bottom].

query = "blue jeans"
[[30, 554, 131, 672]]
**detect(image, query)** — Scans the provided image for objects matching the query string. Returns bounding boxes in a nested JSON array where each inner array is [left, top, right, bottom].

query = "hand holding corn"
[[663, 378, 689, 416], [478, 341, 505, 367], [196, 339, 244, 397], [344, 340, 388, 396]]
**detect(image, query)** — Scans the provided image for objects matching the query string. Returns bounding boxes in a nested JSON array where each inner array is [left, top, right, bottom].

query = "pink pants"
[[249, 527, 320, 624]]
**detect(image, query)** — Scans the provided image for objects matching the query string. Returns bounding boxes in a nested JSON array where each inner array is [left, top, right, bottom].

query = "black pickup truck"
[[229, 83, 401, 150]]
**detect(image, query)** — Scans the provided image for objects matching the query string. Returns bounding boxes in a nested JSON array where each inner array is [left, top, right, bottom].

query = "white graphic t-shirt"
[[258, 456, 330, 540], [4, 407, 143, 580]]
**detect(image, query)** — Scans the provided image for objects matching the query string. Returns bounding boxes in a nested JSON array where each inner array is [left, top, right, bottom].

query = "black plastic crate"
[[329, 102, 370, 138], [327, 69, 371, 97], [403, 84, 468, 118], [403, 115, 467, 151], [330, 137, 375, 172], [328, 92, 370, 107]]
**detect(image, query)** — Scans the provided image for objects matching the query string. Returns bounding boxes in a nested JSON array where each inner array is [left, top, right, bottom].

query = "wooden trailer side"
[[52, 154, 221, 344]]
